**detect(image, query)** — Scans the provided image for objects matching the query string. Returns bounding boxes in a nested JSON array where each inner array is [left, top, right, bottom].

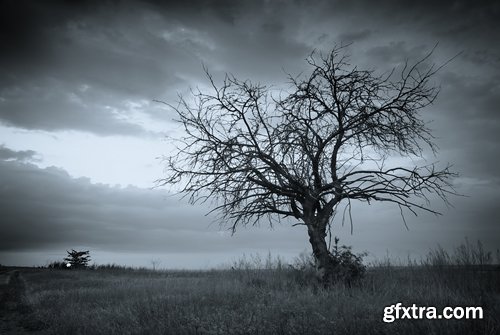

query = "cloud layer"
[[0, 0, 499, 266], [1, 147, 498, 267], [0, 152, 310, 259]]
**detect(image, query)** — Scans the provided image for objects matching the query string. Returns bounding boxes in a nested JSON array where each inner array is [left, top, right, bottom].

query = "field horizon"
[[1, 242, 499, 334]]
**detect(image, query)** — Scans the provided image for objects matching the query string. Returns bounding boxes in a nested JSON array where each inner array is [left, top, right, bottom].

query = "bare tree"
[[151, 258, 162, 271], [159, 46, 456, 284]]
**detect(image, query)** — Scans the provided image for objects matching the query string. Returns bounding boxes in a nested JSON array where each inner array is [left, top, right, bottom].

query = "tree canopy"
[[64, 249, 91, 269], [159, 46, 456, 283]]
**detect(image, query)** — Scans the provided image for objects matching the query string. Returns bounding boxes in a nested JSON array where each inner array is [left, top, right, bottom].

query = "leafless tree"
[[151, 258, 162, 271], [159, 46, 456, 284]]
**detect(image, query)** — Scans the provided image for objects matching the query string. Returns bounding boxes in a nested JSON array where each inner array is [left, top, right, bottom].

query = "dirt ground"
[[0, 269, 45, 334]]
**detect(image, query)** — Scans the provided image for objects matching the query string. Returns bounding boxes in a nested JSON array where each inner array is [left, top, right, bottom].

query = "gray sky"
[[1, 0, 499, 268]]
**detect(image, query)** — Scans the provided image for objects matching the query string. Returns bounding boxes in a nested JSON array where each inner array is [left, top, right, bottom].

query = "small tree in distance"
[[159, 46, 456, 284], [64, 249, 91, 269]]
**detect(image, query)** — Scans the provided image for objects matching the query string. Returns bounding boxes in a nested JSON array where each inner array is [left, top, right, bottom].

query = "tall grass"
[[424, 238, 494, 267], [18, 240, 500, 334]]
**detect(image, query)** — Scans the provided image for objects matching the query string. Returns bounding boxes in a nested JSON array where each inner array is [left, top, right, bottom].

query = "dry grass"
[[15, 242, 500, 334]]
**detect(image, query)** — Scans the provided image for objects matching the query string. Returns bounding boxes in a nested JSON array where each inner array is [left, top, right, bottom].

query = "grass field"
[[1, 244, 499, 334]]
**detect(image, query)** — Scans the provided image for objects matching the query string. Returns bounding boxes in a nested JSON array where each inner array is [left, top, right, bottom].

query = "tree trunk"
[[306, 219, 338, 285]]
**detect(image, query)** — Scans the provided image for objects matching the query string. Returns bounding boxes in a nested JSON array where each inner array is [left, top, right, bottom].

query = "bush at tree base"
[[292, 238, 367, 287]]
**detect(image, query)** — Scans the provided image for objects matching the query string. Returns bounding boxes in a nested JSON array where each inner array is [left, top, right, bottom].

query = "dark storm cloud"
[[1, 0, 499, 262], [0, 148, 307, 255], [305, 0, 500, 187], [0, 79, 150, 136], [0, 0, 187, 135], [0, 145, 498, 262], [366, 42, 430, 65], [0, 144, 38, 162], [0, 0, 310, 135], [0, 0, 93, 64], [1, 0, 499, 136], [0, 156, 201, 252], [337, 30, 372, 43]]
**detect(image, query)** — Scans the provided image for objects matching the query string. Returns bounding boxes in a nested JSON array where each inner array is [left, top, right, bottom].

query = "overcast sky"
[[1, 0, 499, 268]]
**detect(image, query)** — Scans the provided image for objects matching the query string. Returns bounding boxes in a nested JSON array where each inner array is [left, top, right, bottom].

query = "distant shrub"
[[64, 249, 91, 269]]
